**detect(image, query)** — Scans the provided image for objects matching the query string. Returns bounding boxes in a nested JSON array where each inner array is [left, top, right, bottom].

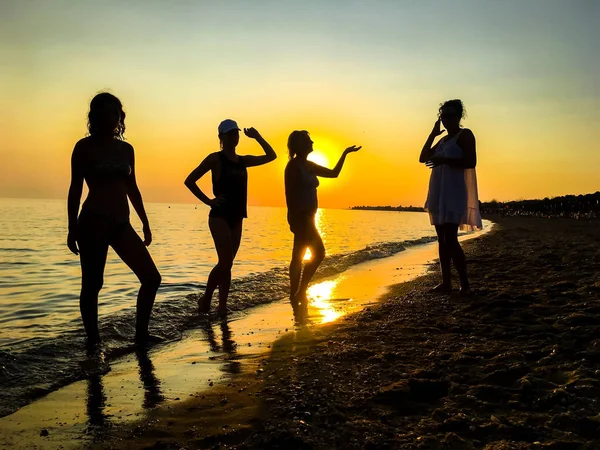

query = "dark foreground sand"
[[99, 216, 600, 449]]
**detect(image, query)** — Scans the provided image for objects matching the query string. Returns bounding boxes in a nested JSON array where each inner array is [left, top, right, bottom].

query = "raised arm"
[[126, 144, 153, 246], [67, 141, 85, 255], [240, 127, 277, 167], [184, 153, 219, 206], [419, 119, 445, 163], [308, 145, 361, 178]]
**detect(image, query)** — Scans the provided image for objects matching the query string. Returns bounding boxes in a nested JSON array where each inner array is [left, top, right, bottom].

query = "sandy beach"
[[101, 216, 600, 449], [3, 216, 600, 449]]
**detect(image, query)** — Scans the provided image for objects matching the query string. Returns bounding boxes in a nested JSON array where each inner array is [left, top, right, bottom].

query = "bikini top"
[[87, 160, 132, 179]]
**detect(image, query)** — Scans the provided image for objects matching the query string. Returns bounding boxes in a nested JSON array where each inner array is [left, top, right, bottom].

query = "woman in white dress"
[[420, 99, 482, 295]]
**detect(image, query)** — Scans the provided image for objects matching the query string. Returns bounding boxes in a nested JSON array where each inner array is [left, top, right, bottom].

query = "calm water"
[[0, 198, 439, 348]]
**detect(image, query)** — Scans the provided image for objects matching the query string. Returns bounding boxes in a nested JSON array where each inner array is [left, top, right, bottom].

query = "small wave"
[[0, 261, 33, 266], [0, 236, 436, 418]]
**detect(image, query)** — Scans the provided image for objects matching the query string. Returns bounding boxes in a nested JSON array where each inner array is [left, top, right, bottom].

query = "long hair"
[[287, 130, 309, 160], [87, 92, 126, 140]]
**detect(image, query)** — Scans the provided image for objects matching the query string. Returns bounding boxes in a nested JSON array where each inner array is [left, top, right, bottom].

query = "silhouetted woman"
[[185, 120, 276, 316], [67, 92, 161, 345], [285, 130, 361, 309], [420, 99, 482, 295]]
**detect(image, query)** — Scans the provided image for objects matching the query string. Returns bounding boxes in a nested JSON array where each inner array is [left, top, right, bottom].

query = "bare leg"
[[217, 220, 243, 313], [201, 217, 234, 314], [77, 219, 109, 344], [111, 224, 162, 343], [444, 223, 470, 293], [433, 224, 452, 291], [289, 233, 307, 306], [297, 230, 325, 296]]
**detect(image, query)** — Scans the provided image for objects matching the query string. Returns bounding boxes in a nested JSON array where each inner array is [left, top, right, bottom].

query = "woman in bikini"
[[184, 120, 276, 316], [67, 92, 161, 345], [285, 130, 360, 312], [420, 99, 482, 295]]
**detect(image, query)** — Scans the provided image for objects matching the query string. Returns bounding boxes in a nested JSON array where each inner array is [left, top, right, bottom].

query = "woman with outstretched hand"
[[285, 130, 361, 313], [420, 99, 482, 295], [185, 120, 276, 316], [67, 92, 161, 346]]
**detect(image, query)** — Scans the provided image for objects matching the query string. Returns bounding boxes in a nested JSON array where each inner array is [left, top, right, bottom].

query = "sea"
[[0, 198, 486, 417]]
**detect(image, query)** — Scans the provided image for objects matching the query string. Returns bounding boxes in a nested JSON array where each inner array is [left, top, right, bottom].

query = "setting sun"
[[307, 151, 329, 168]]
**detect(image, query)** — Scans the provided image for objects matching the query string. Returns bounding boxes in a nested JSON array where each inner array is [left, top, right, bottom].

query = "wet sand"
[[6, 216, 600, 449]]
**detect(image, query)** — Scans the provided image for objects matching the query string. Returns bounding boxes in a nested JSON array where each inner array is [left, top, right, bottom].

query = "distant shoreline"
[[351, 191, 600, 219], [350, 206, 426, 212]]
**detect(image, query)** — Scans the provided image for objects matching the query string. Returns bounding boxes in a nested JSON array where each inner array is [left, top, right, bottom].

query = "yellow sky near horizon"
[[1, 1, 598, 208]]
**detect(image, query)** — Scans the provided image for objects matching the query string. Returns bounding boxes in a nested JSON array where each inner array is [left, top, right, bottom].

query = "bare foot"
[[459, 287, 473, 297], [85, 335, 102, 351], [215, 307, 228, 319], [198, 294, 211, 314], [135, 333, 164, 347], [293, 290, 308, 305], [430, 283, 452, 293]]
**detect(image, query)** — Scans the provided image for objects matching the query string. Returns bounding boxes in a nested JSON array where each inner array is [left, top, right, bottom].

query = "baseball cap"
[[218, 119, 240, 135]]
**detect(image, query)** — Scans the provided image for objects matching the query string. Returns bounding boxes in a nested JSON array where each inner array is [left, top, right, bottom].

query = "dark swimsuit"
[[209, 152, 248, 229], [285, 160, 319, 236], [78, 160, 134, 250]]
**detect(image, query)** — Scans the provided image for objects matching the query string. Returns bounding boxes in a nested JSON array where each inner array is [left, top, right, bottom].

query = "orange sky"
[[1, 1, 598, 208]]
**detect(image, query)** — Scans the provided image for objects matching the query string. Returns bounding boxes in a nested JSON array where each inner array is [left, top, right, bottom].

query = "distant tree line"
[[351, 191, 600, 219], [350, 205, 425, 212], [480, 191, 600, 219]]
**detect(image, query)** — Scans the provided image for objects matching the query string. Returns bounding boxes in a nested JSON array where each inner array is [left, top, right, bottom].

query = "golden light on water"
[[306, 278, 344, 324], [298, 206, 343, 323]]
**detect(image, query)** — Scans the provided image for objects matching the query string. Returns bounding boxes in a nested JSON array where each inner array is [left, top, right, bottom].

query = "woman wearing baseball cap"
[[185, 120, 276, 316]]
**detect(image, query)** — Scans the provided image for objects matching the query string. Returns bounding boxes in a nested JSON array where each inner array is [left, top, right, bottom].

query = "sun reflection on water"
[[306, 278, 344, 324]]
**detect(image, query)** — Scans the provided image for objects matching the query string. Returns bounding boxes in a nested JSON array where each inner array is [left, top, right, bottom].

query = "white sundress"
[[424, 130, 482, 231]]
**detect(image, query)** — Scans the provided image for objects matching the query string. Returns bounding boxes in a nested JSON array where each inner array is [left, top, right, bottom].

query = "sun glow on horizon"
[[307, 151, 329, 168], [1, 2, 598, 205]]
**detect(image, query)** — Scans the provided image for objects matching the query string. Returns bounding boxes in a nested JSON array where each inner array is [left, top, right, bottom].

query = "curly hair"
[[438, 99, 466, 120], [87, 92, 126, 139], [287, 130, 310, 160]]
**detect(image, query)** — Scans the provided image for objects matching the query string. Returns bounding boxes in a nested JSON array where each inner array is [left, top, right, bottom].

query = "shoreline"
[[0, 227, 488, 448], [1, 219, 468, 419], [6, 216, 600, 448], [92, 216, 600, 449]]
